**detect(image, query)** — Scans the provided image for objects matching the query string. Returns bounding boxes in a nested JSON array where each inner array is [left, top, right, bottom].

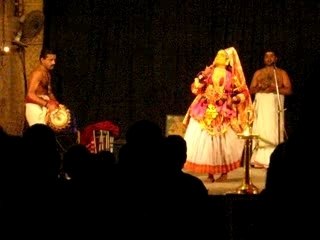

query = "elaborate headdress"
[[223, 47, 247, 87]]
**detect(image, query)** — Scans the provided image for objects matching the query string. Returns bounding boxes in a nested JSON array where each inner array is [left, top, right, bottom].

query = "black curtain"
[[43, 0, 319, 138]]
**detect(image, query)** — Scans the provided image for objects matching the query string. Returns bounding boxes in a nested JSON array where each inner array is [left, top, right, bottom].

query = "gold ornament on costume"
[[205, 104, 218, 120]]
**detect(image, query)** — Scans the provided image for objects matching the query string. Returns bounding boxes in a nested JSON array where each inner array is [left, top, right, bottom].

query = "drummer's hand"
[[46, 100, 59, 111]]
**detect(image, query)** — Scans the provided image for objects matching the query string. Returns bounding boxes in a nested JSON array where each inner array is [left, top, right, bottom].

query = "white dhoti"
[[250, 93, 285, 168], [25, 95, 49, 127]]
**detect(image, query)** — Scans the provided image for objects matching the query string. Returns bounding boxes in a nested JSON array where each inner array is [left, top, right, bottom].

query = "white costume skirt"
[[183, 118, 244, 175]]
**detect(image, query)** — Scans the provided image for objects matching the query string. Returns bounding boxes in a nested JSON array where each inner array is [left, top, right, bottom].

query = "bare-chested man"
[[250, 50, 292, 168], [25, 48, 59, 126]]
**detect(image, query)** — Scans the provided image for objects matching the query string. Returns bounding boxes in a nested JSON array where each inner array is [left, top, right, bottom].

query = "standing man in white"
[[250, 50, 292, 168], [25, 48, 59, 126]]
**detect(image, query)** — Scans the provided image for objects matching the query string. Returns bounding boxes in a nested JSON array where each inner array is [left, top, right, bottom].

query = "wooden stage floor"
[[186, 167, 267, 195]]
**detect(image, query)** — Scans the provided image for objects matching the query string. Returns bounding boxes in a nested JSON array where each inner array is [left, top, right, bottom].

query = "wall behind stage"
[[0, 0, 44, 135], [43, 0, 319, 138]]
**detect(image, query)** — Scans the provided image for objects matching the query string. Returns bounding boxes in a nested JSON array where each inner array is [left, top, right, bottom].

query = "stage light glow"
[[3, 46, 10, 53]]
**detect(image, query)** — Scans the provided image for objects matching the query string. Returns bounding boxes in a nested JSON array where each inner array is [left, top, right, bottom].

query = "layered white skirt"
[[183, 118, 244, 174]]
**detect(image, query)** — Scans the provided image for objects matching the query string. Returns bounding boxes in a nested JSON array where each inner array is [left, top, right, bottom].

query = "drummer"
[[25, 48, 60, 127]]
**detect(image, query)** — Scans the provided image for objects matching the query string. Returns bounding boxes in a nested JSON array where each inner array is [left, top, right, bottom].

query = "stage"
[[186, 167, 267, 195]]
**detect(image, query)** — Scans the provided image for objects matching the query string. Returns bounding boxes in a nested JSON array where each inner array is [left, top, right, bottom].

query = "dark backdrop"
[[43, 0, 319, 138]]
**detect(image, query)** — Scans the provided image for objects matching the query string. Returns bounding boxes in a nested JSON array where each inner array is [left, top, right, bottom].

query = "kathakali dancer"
[[183, 47, 253, 182]]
